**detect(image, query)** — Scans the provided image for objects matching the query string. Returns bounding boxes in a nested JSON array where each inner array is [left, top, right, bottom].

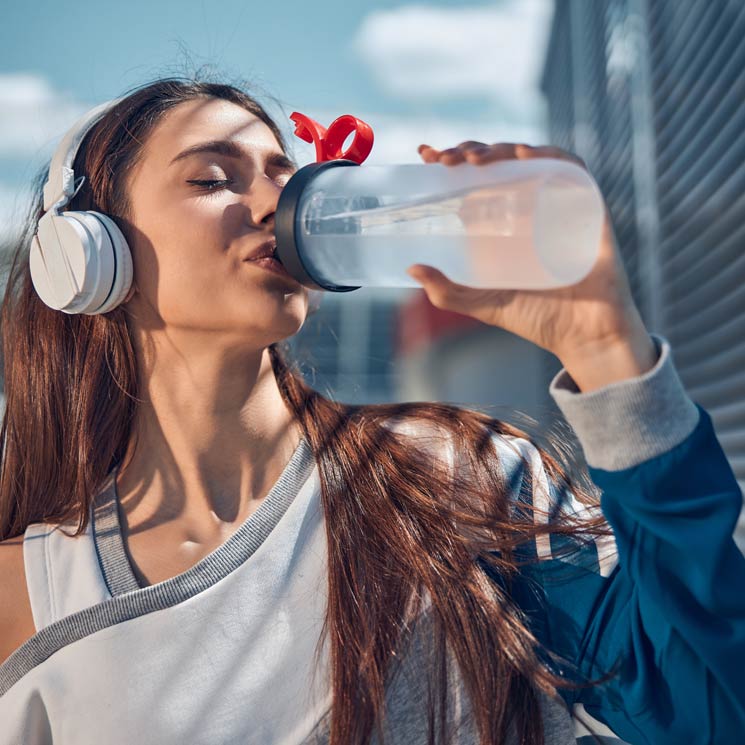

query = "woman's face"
[[122, 96, 308, 347]]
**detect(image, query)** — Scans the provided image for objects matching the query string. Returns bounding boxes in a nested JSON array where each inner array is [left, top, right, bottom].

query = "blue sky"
[[0, 0, 553, 237]]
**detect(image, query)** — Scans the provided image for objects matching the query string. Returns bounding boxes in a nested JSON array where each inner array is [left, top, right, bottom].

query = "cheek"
[[129, 218, 230, 313], [126, 198, 287, 326], [163, 203, 229, 254]]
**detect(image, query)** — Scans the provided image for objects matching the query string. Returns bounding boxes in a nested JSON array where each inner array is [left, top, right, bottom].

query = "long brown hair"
[[0, 75, 611, 744]]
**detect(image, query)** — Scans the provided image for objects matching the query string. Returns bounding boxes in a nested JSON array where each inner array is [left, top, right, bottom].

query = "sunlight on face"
[[123, 97, 308, 346]]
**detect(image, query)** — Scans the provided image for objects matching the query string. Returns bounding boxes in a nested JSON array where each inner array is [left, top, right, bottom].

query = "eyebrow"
[[169, 139, 297, 172]]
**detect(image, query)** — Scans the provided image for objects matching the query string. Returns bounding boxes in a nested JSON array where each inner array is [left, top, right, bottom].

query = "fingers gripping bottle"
[[275, 113, 606, 292]]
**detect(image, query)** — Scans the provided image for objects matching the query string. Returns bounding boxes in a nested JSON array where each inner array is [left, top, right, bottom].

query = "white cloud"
[[0, 72, 86, 240], [0, 73, 89, 158], [351, 1, 553, 124], [0, 180, 32, 246], [0, 73, 99, 241]]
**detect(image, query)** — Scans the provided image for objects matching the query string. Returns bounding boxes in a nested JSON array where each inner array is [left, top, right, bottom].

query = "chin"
[[254, 300, 309, 344]]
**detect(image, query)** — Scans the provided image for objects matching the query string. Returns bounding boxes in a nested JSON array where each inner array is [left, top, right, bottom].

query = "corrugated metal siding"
[[541, 0, 745, 533], [650, 0, 745, 480]]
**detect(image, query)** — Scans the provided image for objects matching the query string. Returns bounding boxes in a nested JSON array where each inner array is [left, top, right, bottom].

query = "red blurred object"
[[290, 112, 374, 164], [395, 290, 483, 358]]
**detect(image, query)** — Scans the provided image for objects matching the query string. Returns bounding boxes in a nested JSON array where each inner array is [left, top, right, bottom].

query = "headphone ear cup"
[[30, 210, 107, 313], [86, 211, 133, 314], [30, 210, 133, 315]]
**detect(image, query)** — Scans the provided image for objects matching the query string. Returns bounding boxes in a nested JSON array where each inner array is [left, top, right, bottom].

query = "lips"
[[243, 239, 279, 263]]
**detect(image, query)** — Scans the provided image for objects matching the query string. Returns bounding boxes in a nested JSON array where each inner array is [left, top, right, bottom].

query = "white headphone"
[[30, 98, 133, 315], [30, 97, 323, 316]]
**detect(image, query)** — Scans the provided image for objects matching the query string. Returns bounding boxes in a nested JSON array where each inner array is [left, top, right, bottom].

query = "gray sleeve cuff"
[[548, 334, 700, 471]]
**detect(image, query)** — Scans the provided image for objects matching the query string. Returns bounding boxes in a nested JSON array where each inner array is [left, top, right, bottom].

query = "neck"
[[115, 337, 303, 539]]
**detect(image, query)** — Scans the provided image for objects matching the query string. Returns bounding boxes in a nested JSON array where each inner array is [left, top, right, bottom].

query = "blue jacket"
[[520, 334, 745, 743]]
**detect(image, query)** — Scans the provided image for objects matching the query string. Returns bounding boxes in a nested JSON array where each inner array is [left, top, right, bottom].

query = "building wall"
[[394, 324, 562, 426], [541, 0, 745, 542], [288, 287, 563, 440]]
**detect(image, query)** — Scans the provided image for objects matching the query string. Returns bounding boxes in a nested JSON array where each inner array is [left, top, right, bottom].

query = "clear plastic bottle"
[[274, 157, 606, 292]]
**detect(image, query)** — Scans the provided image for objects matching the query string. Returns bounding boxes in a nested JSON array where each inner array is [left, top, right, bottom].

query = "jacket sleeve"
[[504, 334, 745, 744]]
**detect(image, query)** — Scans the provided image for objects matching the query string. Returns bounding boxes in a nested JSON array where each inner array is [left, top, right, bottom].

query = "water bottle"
[[274, 157, 606, 292]]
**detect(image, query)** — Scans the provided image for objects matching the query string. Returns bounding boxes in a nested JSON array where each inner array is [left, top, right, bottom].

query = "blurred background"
[[1, 0, 744, 549]]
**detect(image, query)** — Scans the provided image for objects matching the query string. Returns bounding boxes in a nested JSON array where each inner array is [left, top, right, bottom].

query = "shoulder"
[[381, 412, 511, 460], [0, 533, 36, 666], [381, 413, 541, 476], [380, 415, 454, 454], [383, 413, 601, 518], [380, 415, 544, 510]]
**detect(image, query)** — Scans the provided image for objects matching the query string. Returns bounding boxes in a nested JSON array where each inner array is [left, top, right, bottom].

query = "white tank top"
[[0, 431, 587, 744]]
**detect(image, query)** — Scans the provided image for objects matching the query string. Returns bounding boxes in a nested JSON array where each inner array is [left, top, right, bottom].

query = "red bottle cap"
[[289, 112, 374, 164]]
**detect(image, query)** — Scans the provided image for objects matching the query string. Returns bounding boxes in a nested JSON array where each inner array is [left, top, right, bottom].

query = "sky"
[[0, 0, 554, 239]]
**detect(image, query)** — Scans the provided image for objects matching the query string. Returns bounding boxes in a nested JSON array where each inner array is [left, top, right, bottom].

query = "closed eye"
[[186, 179, 234, 192]]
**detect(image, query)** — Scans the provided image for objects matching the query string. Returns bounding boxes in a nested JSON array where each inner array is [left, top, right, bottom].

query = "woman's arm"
[[410, 139, 745, 741], [532, 333, 745, 743]]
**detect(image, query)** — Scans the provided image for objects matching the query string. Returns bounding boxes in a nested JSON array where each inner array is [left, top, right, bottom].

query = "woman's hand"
[[408, 141, 658, 392]]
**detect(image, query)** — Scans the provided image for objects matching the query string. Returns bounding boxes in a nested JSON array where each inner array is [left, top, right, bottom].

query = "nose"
[[248, 174, 283, 228]]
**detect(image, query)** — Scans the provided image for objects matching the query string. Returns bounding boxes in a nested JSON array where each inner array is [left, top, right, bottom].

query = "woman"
[[0, 77, 742, 745]]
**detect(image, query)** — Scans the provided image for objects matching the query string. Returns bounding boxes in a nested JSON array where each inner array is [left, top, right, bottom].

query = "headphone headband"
[[42, 97, 123, 213], [32, 96, 133, 315]]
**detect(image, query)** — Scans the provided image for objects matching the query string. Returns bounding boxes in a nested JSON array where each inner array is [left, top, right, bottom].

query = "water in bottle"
[[274, 157, 605, 292]]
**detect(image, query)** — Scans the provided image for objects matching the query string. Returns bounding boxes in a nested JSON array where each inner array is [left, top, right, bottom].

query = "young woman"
[[0, 78, 743, 745]]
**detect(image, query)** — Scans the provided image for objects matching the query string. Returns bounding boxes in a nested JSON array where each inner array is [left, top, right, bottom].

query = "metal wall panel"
[[541, 0, 745, 530]]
